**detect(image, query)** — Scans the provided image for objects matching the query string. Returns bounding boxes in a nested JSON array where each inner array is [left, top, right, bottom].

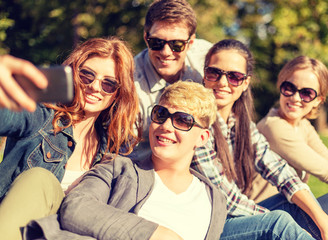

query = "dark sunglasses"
[[146, 37, 190, 52], [151, 105, 204, 131], [204, 66, 247, 87], [79, 68, 119, 94], [280, 81, 318, 103]]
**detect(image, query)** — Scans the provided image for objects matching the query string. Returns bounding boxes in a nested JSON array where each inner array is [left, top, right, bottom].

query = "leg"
[[220, 210, 315, 240], [0, 167, 64, 240], [259, 194, 322, 239]]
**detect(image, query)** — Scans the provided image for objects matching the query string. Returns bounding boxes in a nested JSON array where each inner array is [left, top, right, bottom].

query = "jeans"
[[258, 193, 328, 240], [220, 210, 315, 240]]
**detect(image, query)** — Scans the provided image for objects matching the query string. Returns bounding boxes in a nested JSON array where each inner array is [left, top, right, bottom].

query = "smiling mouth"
[[157, 136, 175, 144], [85, 94, 101, 102], [214, 89, 230, 95]]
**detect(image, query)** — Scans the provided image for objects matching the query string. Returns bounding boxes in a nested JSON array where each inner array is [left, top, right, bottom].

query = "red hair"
[[46, 37, 139, 156]]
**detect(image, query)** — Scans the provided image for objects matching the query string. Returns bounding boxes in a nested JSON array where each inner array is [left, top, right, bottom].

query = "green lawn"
[[309, 134, 328, 198]]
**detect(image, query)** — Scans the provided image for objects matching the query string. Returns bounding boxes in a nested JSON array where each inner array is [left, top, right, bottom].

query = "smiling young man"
[[132, 0, 213, 161], [23, 81, 227, 240]]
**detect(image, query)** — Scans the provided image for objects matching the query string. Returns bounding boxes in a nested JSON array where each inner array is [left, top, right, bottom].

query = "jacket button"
[[67, 141, 73, 147], [46, 152, 51, 159]]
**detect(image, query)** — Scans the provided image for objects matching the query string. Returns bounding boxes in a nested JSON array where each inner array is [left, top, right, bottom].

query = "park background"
[[0, 0, 327, 196]]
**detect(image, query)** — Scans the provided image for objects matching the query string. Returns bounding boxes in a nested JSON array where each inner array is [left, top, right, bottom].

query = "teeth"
[[287, 103, 301, 108], [86, 94, 100, 101], [159, 59, 173, 63], [214, 89, 229, 95], [158, 136, 174, 143]]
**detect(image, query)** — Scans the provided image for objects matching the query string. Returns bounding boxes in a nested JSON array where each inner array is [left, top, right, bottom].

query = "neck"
[[152, 155, 193, 194], [218, 105, 232, 124], [73, 115, 98, 141]]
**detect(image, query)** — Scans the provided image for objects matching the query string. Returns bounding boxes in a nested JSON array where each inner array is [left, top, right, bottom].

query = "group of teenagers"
[[0, 0, 328, 239]]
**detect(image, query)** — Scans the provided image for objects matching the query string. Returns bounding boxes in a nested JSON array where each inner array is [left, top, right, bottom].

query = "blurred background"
[[0, 0, 327, 194]]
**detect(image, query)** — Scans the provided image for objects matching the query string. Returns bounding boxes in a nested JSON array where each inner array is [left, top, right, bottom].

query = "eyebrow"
[[80, 66, 117, 80]]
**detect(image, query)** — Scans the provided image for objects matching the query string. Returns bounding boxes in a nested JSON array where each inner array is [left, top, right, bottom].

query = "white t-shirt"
[[138, 172, 212, 240], [61, 169, 86, 194]]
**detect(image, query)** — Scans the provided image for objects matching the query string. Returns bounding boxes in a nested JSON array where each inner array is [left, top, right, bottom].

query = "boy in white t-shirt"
[[23, 81, 227, 240]]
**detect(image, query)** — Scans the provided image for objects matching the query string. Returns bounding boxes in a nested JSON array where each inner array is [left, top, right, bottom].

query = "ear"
[[186, 33, 196, 50], [313, 95, 324, 108], [143, 31, 148, 45], [195, 129, 210, 148], [242, 76, 251, 91]]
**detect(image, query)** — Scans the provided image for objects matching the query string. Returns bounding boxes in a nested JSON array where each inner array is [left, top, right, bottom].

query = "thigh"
[[259, 194, 322, 240], [220, 210, 314, 240], [0, 167, 64, 240]]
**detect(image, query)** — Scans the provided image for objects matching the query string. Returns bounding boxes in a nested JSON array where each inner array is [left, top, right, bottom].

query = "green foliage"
[[1, 0, 328, 118]]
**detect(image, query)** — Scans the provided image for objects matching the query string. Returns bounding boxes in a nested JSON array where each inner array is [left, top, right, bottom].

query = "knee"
[[17, 167, 56, 185], [269, 210, 294, 223]]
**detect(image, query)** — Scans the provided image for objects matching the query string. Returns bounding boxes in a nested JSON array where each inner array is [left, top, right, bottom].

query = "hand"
[[0, 55, 47, 112], [150, 226, 184, 240]]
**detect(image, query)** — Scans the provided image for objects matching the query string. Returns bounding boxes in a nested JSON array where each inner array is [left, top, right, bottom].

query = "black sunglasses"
[[280, 81, 318, 103], [146, 36, 190, 52], [79, 68, 119, 94], [151, 105, 204, 131], [204, 66, 247, 87]]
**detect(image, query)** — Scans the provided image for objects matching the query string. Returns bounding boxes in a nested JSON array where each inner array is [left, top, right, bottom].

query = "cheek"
[[204, 80, 216, 89]]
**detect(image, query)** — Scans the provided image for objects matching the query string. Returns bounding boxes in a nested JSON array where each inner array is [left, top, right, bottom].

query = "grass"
[[308, 134, 328, 198]]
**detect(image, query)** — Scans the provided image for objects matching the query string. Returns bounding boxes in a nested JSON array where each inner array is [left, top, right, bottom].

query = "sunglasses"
[[151, 105, 204, 131], [280, 81, 318, 103], [204, 66, 247, 87], [79, 68, 119, 94], [146, 36, 190, 52]]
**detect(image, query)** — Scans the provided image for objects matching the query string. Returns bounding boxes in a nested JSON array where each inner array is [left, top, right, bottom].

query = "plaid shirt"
[[191, 112, 310, 216]]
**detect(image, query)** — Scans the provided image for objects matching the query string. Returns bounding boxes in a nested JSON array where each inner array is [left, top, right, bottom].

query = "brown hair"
[[46, 37, 139, 156], [204, 39, 255, 194], [144, 0, 197, 36], [277, 56, 328, 119]]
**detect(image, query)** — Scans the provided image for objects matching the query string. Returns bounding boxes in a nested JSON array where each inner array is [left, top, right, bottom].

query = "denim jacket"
[[0, 104, 108, 201]]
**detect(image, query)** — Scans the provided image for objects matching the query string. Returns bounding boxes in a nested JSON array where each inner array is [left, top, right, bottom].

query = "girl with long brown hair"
[[192, 39, 328, 240]]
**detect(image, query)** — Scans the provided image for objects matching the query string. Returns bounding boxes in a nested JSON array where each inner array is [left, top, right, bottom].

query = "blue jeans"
[[258, 193, 328, 240], [220, 210, 314, 240]]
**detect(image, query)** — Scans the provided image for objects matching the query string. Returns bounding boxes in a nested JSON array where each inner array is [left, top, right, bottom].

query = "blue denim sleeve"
[[0, 104, 52, 138]]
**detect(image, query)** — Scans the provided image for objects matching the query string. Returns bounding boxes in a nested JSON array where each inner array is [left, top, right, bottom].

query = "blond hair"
[[159, 81, 216, 128]]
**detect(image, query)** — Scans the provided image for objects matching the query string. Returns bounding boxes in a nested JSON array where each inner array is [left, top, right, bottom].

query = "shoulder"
[[257, 108, 290, 133]]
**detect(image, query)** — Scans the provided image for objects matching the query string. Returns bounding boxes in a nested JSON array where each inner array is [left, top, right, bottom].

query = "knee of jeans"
[[270, 210, 294, 224]]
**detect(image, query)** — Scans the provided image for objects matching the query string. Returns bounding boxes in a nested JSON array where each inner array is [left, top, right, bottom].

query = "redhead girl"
[[192, 39, 328, 240], [257, 56, 328, 183], [0, 37, 139, 240]]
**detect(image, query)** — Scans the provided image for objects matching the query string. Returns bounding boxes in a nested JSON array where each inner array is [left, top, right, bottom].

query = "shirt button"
[[67, 141, 73, 147], [46, 152, 51, 159]]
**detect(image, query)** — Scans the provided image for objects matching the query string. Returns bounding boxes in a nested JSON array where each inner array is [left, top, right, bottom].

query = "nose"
[[290, 91, 302, 102], [160, 43, 173, 55], [89, 78, 102, 92], [161, 117, 174, 131], [216, 74, 229, 87]]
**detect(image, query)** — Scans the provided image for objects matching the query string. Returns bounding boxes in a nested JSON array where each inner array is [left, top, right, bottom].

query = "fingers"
[[0, 55, 48, 112]]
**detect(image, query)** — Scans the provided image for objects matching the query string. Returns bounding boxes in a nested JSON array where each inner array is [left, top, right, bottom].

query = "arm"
[[60, 160, 176, 240], [258, 116, 328, 182], [191, 133, 269, 216], [0, 55, 47, 112], [292, 190, 328, 240], [251, 123, 310, 202]]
